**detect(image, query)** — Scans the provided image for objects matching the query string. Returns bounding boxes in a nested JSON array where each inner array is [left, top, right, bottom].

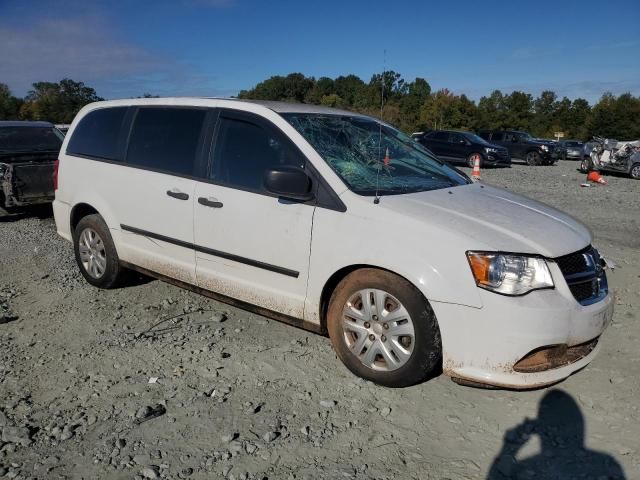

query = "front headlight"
[[540, 145, 549, 151], [484, 147, 497, 154], [466, 252, 554, 296]]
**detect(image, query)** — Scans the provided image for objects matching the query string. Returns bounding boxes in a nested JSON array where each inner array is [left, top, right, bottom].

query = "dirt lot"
[[1, 161, 638, 480]]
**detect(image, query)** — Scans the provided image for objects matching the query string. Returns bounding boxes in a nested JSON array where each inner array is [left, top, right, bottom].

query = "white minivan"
[[54, 98, 614, 389]]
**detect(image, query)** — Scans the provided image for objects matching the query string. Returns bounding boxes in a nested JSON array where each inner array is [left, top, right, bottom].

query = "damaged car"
[[0, 121, 63, 216], [54, 99, 613, 389], [581, 137, 640, 179]]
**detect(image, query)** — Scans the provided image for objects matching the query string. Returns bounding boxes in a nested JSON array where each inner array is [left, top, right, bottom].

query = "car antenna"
[[374, 50, 386, 205]]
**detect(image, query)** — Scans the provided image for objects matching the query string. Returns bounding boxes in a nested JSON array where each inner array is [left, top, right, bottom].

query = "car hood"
[[379, 183, 591, 258]]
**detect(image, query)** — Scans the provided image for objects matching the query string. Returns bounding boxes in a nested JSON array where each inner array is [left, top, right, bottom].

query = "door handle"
[[167, 190, 189, 200], [198, 197, 223, 208]]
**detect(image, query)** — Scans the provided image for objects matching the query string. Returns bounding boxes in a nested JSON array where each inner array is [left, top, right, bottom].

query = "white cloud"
[[0, 17, 169, 94], [0, 16, 229, 98]]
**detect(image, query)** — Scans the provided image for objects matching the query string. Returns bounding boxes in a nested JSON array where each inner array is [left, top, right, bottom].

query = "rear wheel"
[[526, 151, 542, 166], [580, 157, 593, 173], [631, 163, 640, 180], [326, 268, 442, 387], [73, 214, 124, 288]]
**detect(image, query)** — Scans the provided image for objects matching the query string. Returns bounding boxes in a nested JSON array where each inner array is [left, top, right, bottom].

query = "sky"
[[1, 0, 639, 103]]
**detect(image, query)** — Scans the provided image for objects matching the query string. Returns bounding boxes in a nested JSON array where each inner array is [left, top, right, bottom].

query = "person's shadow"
[[487, 389, 626, 479]]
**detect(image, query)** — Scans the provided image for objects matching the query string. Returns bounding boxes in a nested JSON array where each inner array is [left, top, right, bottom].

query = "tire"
[[467, 153, 482, 168], [73, 214, 124, 288], [0, 194, 7, 217], [326, 268, 442, 388], [525, 151, 542, 166], [631, 163, 640, 180], [580, 157, 592, 173]]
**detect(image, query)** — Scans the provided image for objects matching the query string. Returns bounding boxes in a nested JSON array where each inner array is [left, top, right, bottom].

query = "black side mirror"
[[264, 166, 314, 201]]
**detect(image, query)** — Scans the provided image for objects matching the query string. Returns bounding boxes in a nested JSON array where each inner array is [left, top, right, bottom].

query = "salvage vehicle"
[[54, 98, 614, 389], [478, 130, 559, 165], [581, 137, 640, 179], [415, 129, 511, 168], [0, 121, 63, 216]]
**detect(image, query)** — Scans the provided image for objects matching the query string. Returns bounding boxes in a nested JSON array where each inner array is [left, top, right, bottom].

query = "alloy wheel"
[[78, 227, 107, 279]]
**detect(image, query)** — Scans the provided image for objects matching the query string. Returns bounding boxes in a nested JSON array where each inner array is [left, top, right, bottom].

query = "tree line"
[[2, 75, 639, 140], [238, 72, 640, 140], [0, 80, 157, 125]]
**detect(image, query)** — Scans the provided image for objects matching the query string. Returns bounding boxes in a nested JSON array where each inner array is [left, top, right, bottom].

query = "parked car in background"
[[414, 130, 511, 167], [559, 140, 584, 160], [0, 121, 63, 216], [478, 130, 559, 165], [55, 124, 71, 135], [54, 98, 612, 389]]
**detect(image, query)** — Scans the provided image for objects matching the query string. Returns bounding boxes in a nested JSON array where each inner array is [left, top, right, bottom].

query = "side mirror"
[[264, 166, 314, 201]]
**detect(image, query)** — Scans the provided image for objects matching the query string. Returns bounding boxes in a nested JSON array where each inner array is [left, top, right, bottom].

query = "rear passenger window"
[[67, 107, 128, 160], [211, 115, 304, 193], [491, 132, 504, 141], [428, 131, 448, 141], [126, 108, 206, 176]]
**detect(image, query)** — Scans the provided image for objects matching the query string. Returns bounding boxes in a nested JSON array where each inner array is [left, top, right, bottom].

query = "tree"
[[20, 79, 102, 123], [238, 73, 314, 102], [503, 91, 533, 132], [304, 77, 335, 104], [236, 71, 640, 138], [0, 83, 22, 120], [531, 90, 558, 137], [588, 92, 640, 139], [477, 90, 505, 129]]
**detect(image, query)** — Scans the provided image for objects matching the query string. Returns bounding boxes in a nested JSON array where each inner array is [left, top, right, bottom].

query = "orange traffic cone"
[[471, 154, 481, 180], [587, 171, 608, 185]]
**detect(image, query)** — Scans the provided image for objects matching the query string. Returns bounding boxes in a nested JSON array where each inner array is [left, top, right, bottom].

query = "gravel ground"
[[0, 160, 638, 480]]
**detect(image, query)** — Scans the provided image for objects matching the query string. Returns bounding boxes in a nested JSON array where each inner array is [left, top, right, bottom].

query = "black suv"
[[0, 121, 63, 216], [477, 130, 558, 166], [415, 130, 511, 167]]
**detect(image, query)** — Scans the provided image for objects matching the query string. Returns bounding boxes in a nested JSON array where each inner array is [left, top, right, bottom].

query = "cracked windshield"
[[284, 114, 469, 195]]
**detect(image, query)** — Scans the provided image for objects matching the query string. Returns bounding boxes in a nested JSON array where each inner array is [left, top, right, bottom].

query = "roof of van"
[[0, 121, 54, 127], [230, 99, 360, 116], [83, 97, 365, 117]]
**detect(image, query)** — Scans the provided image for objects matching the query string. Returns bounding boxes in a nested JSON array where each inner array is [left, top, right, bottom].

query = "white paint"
[[54, 97, 612, 388]]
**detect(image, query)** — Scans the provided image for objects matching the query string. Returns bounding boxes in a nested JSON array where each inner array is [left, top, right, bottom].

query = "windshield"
[[464, 132, 492, 146], [519, 132, 534, 141], [0, 126, 63, 153], [283, 114, 470, 195]]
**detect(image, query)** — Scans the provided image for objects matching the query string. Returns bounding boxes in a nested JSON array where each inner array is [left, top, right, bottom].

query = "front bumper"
[[485, 153, 512, 166], [433, 263, 613, 389]]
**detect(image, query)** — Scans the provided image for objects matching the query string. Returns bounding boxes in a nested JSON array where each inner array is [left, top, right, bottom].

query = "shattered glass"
[[284, 114, 469, 195]]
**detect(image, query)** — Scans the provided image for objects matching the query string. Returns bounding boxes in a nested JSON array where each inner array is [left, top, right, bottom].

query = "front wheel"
[[73, 214, 124, 288], [326, 268, 442, 388], [631, 163, 640, 180], [580, 157, 592, 173], [526, 151, 542, 166]]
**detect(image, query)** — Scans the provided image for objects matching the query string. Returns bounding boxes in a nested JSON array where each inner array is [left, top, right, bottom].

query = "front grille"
[[554, 246, 607, 305]]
